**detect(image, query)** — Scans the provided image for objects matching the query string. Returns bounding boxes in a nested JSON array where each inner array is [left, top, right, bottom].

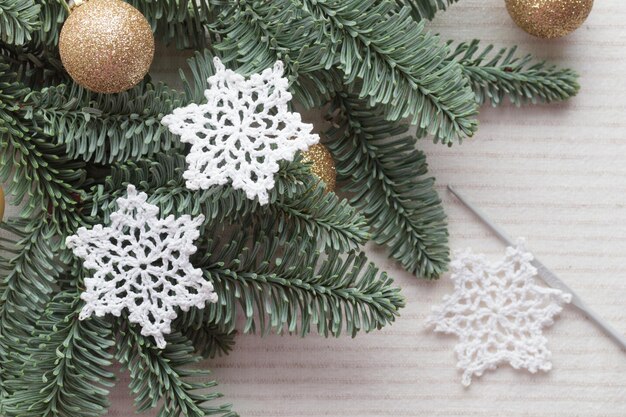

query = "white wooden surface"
[[8, 1, 626, 415]]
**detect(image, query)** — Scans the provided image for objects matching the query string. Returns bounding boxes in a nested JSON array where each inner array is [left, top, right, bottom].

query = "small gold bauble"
[[301, 143, 337, 193], [59, 0, 155, 93], [505, 0, 593, 39]]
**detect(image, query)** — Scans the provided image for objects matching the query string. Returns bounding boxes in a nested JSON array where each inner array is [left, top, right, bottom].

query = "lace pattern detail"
[[66, 185, 217, 348], [161, 57, 320, 205], [426, 240, 571, 386]]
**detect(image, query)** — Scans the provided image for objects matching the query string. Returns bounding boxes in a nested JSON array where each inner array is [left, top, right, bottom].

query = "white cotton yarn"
[[427, 240, 571, 386], [66, 185, 217, 349], [162, 57, 320, 205]]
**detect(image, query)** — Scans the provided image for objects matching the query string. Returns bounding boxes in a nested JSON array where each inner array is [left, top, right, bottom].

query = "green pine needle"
[[450, 40, 581, 107], [326, 93, 450, 278], [0, 0, 41, 46], [199, 233, 405, 336], [179, 322, 237, 359], [2, 291, 116, 417], [26, 81, 187, 164], [397, 0, 461, 20], [115, 322, 236, 417]]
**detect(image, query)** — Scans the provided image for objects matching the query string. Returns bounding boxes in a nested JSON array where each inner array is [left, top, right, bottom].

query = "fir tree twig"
[[0, 0, 41, 46], [2, 291, 116, 417], [449, 40, 580, 107], [326, 94, 450, 278], [198, 233, 405, 336], [302, 0, 478, 144], [115, 322, 236, 417], [397, 0, 461, 20]]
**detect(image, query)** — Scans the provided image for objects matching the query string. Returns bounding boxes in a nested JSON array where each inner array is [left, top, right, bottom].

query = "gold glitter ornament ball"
[[505, 0, 593, 39], [59, 0, 155, 93], [301, 143, 337, 193]]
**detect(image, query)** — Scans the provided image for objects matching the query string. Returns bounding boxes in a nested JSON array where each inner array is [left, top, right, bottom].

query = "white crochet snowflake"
[[66, 185, 217, 349], [426, 241, 571, 386], [161, 57, 320, 205]]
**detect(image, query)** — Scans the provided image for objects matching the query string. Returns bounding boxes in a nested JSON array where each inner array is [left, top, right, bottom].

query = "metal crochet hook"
[[448, 185, 626, 352]]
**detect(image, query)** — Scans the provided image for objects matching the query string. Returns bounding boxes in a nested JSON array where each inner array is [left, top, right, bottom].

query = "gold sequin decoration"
[[505, 0, 593, 39], [59, 0, 155, 93], [301, 143, 337, 193]]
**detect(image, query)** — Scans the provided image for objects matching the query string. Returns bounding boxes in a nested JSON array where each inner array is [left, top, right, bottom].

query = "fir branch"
[[186, 45, 339, 116], [22, 48, 227, 166], [127, 0, 214, 49], [179, 321, 237, 359], [199, 234, 405, 336], [0, 61, 29, 141], [259, 164, 370, 253], [214, 0, 340, 108], [2, 291, 116, 417], [115, 322, 236, 417], [0, 41, 67, 88], [397, 0, 460, 20], [218, 1, 478, 142], [0, 131, 86, 226], [30, 0, 67, 47], [301, 0, 478, 145], [179, 49, 216, 103], [326, 94, 449, 279], [211, 0, 300, 72], [0, 0, 41, 45], [449, 40, 580, 106], [0, 64, 86, 400], [0, 219, 63, 399], [25, 81, 187, 164], [0, 63, 85, 228]]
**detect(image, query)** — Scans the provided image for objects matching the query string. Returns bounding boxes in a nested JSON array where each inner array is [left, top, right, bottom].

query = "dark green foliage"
[[0, 219, 61, 398], [199, 232, 405, 336], [25, 81, 187, 164], [0, 63, 87, 398], [30, 0, 67, 47], [0, 41, 67, 87], [180, 322, 237, 359], [398, 0, 461, 20], [327, 94, 449, 278], [0, 0, 41, 45], [219, 0, 479, 144], [3, 291, 116, 417], [28, 0, 214, 49], [0, 0, 580, 414], [304, 0, 478, 144], [128, 0, 214, 49], [214, 0, 336, 109], [0, 63, 84, 226], [179, 48, 216, 102], [115, 322, 236, 417], [0, 61, 29, 141], [253, 157, 370, 252], [88, 152, 369, 252], [262, 176, 370, 252], [89, 152, 259, 223], [449, 40, 581, 106]]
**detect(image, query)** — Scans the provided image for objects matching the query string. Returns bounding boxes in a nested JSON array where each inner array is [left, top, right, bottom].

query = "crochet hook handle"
[[447, 185, 626, 352]]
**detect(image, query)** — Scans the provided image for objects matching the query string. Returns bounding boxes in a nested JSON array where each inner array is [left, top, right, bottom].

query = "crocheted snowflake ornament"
[[66, 185, 217, 349], [161, 57, 320, 205], [427, 241, 571, 386]]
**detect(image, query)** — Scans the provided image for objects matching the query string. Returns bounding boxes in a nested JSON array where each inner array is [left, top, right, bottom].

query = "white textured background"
[[8, 1, 626, 415]]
